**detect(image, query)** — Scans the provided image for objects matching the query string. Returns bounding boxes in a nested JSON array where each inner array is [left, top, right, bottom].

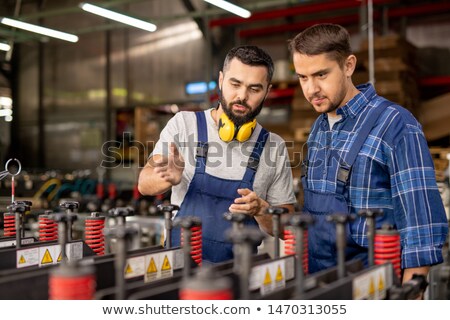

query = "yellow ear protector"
[[218, 112, 257, 142]]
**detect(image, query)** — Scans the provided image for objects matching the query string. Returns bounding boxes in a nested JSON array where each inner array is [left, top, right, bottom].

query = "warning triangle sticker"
[[369, 277, 375, 295], [57, 252, 62, 262], [125, 263, 133, 274], [147, 257, 157, 274], [18, 255, 26, 264], [263, 268, 272, 285], [275, 265, 284, 282], [41, 249, 53, 264], [378, 275, 384, 291], [161, 255, 171, 271]]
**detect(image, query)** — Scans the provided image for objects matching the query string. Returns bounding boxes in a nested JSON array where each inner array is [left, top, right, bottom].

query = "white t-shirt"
[[151, 109, 296, 208], [327, 114, 342, 130]]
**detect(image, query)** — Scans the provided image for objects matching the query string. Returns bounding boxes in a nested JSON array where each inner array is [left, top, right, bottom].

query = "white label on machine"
[[144, 254, 159, 282], [260, 259, 286, 296], [249, 265, 261, 291], [39, 245, 58, 266], [172, 248, 184, 270], [0, 238, 35, 248], [66, 242, 83, 261], [144, 251, 175, 282], [0, 240, 16, 248], [284, 256, 295, 281], [249, 258, 289, 294], [124, 256, 145, 279], [16, 247, 39, 268], [158, 251, 174, 280], [352, 264, 389, 300]]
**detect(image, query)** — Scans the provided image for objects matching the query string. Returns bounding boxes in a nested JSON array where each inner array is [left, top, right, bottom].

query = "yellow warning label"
[[161, 255, 171, 271], [57, 252, 62, 262], [378, 275, 384, 291], [275, 266, 284, 282], [18, 255, 26, 264], [125, 263, 133, 274], [147, 257, 157, 274], [369, 277, 375, 295], [263, 268, 272, 285], [41, 249, 53, 264]]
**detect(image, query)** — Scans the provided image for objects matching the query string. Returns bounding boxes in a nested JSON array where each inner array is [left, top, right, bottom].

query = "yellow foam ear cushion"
[[218, 112, 236, 142], [235, 118, 256, 142]]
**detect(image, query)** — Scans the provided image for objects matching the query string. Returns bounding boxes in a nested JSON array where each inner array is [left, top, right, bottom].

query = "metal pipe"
[[164, 210, 172, 248], [15, 210, 21, 249], [336, 222, 346, 279], [239, 242, 252, 300], [368, 0, 375, 85], [115, 233, 126, 300], [58, 221, 67, 263], [295, 227, 304, 295]]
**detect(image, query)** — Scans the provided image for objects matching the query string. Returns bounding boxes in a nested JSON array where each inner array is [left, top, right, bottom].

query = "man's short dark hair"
[[223, 45, 274, 82], [288, 23, 352, 68]]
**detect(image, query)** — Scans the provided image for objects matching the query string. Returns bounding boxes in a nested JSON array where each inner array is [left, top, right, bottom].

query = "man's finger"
[[152, 156, 169, 167], [169, 142, 179, 157], [237, 188, 252, 196]]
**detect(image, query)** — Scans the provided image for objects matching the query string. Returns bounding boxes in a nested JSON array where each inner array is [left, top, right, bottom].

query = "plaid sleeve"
[[390, 128, 449, 268]]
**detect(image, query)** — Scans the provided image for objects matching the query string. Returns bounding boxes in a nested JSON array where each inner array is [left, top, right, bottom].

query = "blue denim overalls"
[[302, 101, 389, 273], [171, 111, 269, 263]]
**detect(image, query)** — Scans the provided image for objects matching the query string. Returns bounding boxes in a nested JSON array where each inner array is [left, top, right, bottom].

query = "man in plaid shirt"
[[289, 23, 448, 283]]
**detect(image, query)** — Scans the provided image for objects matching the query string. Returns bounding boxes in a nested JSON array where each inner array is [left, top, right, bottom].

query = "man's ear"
[[345, 54, 357, 77], [218, 71, 224, 89], [265, 83, 272, 99]]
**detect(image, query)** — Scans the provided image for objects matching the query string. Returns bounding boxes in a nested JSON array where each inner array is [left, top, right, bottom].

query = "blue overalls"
[[170, 111, 269, 263], [302, 101, 389, 273]]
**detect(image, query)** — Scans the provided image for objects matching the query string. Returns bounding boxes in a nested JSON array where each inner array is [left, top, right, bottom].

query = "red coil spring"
[[284, 229, 308, 274], [180, 288, 232, 300], [85, 216, 105, 255], [181, 226, 203, 266], [3, 213, 16, 237], [374, 229, 401, 279], [49, 271, 95, 300], [39, 215, 58, 242]]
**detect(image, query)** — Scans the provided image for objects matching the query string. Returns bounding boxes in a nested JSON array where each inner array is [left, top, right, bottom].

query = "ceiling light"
[[0, 42, 11, 51], [0, 109, 13, 117], [204, 0, 251, 18], [79, 3, 157, 32], [0, 96, 12, 107], [0, 17, 79, 42]]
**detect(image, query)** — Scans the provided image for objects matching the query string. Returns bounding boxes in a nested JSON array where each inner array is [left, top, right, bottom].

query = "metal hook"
[[0, 158, 22, 180]]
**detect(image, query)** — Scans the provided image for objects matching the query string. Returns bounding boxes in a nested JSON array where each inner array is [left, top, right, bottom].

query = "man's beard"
[[219, 90, 265, 127]]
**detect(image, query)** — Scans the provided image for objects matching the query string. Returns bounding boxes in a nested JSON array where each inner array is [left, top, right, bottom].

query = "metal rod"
[[367, 215, 375, 267], [368, 0, 375, 85], [336, 223, 346, 279], [182, 228, 192, 279], [115, 235, 126, 300], [164, 211, 172, 248], [295, 227, 304, 296], [273, 214, 280, 259], [15, 211, 21, 249], [58, 222, 67, 264], [239, 242, 252, 300]]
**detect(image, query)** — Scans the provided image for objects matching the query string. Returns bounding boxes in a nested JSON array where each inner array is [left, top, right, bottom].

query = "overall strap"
[[336, 100, 390, 194], [195, 111, 208, 174], [242, 128, 269, 184], [301, 119, 321, 183]]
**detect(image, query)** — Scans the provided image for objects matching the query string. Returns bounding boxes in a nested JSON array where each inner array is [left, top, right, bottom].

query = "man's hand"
[[152, 142, 184, 186], [229, 188, 268, 217]]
